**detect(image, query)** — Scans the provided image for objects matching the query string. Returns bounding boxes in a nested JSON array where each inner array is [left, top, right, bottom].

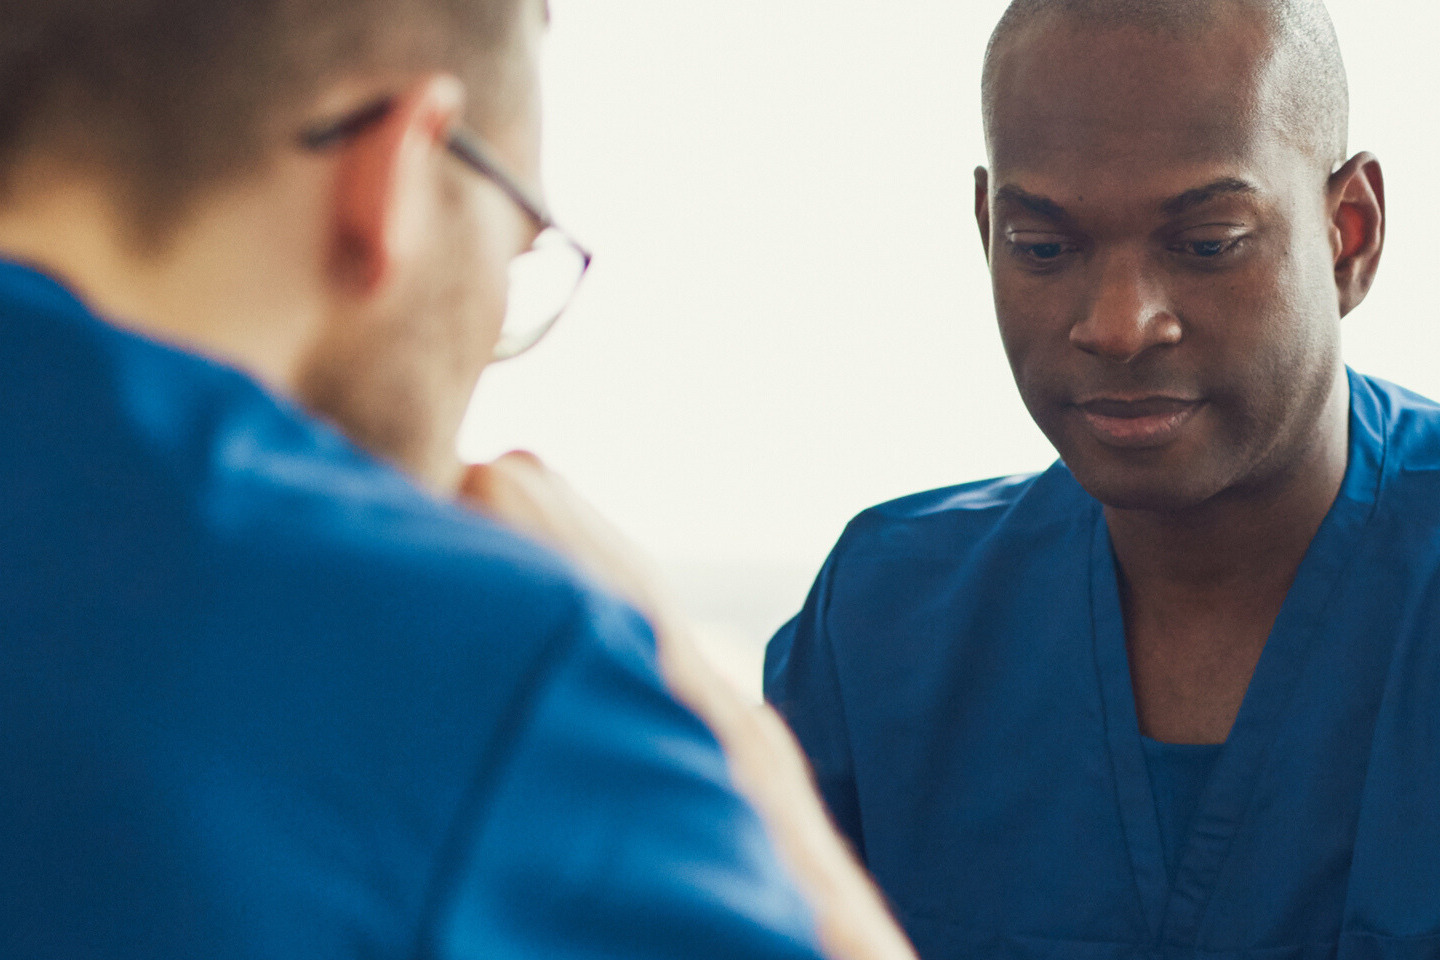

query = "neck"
[[1104, 368, 1351, 604], [0, 165, 471, 498], [0, 164, 327, 396]]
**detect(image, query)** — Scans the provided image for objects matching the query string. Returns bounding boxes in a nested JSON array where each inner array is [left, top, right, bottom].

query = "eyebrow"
[[1160, 177, 1259, 216], [994, 185, 1074, 224], [994, 177, 1261, 225]]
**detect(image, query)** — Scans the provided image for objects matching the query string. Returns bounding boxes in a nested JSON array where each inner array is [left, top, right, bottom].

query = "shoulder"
[[1358, 372, 1440, 472], [437, 589, 820, 960], [1, 269, 708, 953], [778, 463, 1096, 655], [831, 464, 1086, 566], [195, 384, 641, 703], [1348, 373, 1440, 562], [1358, 371, 1440, 418], [3, 269, 659, 780], [3, 260, 644, 707], [99, 330, 613, 653]]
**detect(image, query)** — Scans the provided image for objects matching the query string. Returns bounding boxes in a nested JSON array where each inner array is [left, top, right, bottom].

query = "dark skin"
[[975, 15, 1385, 744]]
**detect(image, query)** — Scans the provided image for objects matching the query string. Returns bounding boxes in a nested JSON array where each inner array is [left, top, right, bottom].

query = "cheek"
[[993, 269, 1036, 349], [468, 190, 530, 349], [1181, 245, 1341, 461], [992, 271, 1075, 393], [1202, 241, 1338, 382]]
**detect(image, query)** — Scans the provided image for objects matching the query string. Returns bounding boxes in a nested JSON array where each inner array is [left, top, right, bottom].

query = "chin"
[[1036, 405, 1235, 512], [1060, 446, 1231, 514], [1074, 476, 1213, 512]]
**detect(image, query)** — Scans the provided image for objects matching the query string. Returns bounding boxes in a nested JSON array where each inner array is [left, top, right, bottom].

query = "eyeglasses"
[[299, 99, 592, 362]]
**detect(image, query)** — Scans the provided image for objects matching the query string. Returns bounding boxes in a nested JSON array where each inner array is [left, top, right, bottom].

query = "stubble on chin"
[[294, 250, 486, 487]]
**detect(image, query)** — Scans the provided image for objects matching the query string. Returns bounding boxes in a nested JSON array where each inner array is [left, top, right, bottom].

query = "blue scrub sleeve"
[[429, 594, 824, 960], [764, 553, 867, 861]]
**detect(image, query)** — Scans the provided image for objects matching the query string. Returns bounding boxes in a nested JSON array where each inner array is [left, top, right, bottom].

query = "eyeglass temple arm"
[[444, 128, 557, 231], [299, 99, 589, 263]]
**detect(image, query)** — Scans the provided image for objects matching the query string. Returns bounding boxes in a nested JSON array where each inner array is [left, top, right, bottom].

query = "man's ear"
[[329, 75, 467, 298], [1328, 151, 1385, 318], [975, 166, 992, 263]]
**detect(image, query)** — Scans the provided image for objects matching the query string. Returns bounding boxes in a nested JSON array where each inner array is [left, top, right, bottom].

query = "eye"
[[1189, 239, 1233, 257], [1170, 233, 1248, 261], [1005, 235, 1079, 268]]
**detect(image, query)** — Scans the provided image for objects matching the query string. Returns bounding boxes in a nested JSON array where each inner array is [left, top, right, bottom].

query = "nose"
[[1069, 250, 1182, 363]]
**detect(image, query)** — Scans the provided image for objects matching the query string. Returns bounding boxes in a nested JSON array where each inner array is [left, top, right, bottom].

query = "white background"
[[460, 0, 1440, 656]]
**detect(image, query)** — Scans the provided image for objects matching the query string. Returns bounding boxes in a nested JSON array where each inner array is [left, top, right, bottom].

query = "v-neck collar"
[[1088, 370, 1390, 945]]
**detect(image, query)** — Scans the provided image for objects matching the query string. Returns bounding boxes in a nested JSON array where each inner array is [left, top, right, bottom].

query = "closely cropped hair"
[[981, 0, 1349, 172], [0, 0, 526, 246]]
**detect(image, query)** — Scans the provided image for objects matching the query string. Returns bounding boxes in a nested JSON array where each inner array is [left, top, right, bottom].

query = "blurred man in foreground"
[[769, 0, 1439, 956], [0, 1, 913, 958]]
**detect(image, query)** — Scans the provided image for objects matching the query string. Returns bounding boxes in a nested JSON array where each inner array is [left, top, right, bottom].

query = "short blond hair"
[[0, 0, 529, 246]]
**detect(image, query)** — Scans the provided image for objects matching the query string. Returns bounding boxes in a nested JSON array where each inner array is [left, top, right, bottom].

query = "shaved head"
[[982, 0, 1349, 172]]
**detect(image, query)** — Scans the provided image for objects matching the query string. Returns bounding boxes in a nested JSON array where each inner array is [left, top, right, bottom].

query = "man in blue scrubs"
[[0, 1, 916, 958], [768, 0, 1438, 955]]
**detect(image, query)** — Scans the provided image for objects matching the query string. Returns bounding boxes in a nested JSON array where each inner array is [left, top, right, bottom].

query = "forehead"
[[987, 16, 1289, 186]]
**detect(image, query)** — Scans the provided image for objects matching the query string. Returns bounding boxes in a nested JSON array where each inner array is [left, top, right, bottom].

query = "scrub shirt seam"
[[1189, 531, 1377, 940], [1188, 383, 1391, 938], [408, 595, 592, 960], [1088, 500, 1165, 939], [1331, 393, 1414, 937]]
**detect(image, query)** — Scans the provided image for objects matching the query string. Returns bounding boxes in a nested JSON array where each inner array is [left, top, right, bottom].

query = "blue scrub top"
[[1140, 737, 1224, 883], [0, 260, 822, 960], [767, 368, 1440, 959]]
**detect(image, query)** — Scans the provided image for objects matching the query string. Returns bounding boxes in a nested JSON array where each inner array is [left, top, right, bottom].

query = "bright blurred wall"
[[460, 0, 1440, 645]]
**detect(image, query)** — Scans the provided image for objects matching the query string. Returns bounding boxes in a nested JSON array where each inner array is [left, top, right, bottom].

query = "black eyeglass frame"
[[298, 98, 593, 360]]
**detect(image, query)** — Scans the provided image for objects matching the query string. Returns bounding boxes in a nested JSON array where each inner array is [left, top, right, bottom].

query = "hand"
[[459, 451, 669, 627], [458, 452, 917, 960]]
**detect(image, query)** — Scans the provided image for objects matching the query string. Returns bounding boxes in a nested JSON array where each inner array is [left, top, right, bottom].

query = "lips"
[[1072, 396, 1203, 449]]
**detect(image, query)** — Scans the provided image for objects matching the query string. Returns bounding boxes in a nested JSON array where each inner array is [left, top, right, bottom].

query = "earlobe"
[[327, 76, 467, 299], [1328, 151, 1385, 318], [975, 167, 992, 262]]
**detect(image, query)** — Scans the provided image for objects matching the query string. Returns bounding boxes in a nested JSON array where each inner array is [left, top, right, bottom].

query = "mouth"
[[1072, 396, 1204, 449]]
